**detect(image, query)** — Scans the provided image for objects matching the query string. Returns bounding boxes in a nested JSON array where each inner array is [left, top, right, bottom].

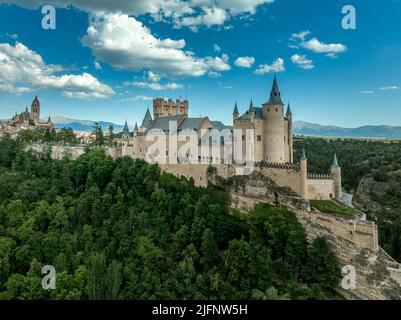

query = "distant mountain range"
[[51, 116, 124, 132], [4, 116, 401, 139], [293, 121, 401, 139]]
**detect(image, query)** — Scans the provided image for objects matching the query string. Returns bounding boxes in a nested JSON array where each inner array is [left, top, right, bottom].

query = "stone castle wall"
[[159, 163, 209, 187], [307, 178, 336, 200]]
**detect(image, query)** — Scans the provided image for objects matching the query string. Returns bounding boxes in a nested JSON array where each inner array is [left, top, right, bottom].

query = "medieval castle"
[[9, 96, 53, 130], [119, 77, 342, 202]]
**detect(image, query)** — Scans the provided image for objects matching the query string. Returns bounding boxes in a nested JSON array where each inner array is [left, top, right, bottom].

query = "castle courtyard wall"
[[307, 178, 335, 200]]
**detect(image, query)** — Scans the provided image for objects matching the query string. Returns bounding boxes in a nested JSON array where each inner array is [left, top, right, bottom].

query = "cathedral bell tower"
[[31, 96, 40, 124]]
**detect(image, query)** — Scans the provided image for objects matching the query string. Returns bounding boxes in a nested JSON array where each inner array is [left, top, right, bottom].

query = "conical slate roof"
[[134, 122, 138, 132], [301, 148, 307, 160], [141, 108, 153, 128], [267, 76, 284, 105], [286, 103, 293, 117], [248, 99, 258, 114], [332, 154, 339, 167], [233, 101, 239, 115], [123, 119, 129, 134]]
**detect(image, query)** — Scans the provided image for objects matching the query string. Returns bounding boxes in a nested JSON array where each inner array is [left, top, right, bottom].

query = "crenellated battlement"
[[153, 98, 189, 118]]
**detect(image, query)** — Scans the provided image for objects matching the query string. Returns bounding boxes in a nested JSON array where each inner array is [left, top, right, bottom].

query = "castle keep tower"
[[262, 76, 290, 163], [31, 96, 40, 124], [153, 98, 188, 118]]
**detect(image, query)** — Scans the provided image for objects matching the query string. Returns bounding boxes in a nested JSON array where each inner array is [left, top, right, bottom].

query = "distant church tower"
[[31, 96, 40, 125]]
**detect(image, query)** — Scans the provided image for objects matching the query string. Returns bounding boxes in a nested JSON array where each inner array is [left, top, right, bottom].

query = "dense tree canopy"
[[0, 136, 340, 300]]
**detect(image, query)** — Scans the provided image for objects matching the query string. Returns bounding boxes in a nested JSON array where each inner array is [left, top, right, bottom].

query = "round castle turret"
[[331, 154, 342, 201], [263, 76, 286, 163], [300, 149, 308, 199]]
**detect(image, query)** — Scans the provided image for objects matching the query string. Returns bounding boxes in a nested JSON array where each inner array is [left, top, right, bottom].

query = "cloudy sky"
[[0, 0, 400, 127]]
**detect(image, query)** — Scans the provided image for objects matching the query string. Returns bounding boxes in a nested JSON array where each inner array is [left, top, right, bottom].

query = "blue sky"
[[0, 0, 400, 128]]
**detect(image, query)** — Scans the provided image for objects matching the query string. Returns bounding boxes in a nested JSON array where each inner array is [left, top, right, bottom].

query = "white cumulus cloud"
[[379, 86, 399, 90], [81, 13, 231, 78], [291, 54, 314, 70], [254, 58, 285, 75], [234, 56, 255, 68], [0, 42, 114, 99], [290, 30, 310, 42], [125, 81, 183, 91], [301, 37, 347, 57], [118, 95, 153, 103], [5, 0, 274, 30]]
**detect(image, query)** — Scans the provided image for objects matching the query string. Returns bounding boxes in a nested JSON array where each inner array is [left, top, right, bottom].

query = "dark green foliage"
[[294, 137, 401, 192], [18, 128, 79, 145], [0, 136, 340, 299], [303, 238, 342, 290]]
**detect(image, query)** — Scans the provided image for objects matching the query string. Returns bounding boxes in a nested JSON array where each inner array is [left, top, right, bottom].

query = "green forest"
[[0, 135, 341, 300], [294, 137, 401, 261]]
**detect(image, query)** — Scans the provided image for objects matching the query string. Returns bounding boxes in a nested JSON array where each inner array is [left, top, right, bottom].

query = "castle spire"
[[123, 118, 129, 134], [249, 98, 256, 113], [267, 75, 284, 105], [332, 153, 339, 167], [286, 102, 293, 117], [141, 107, 153, 128], [301, 148, 307, 160], [233, 101, 239, 115], [134, 122, 138, 132]]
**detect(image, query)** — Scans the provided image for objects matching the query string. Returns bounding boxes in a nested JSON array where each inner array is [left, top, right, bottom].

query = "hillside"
[[293, 121, 401, 139]]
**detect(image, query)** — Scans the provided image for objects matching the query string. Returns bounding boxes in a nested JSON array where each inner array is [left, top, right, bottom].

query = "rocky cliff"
[[226, 172, 401, 300]]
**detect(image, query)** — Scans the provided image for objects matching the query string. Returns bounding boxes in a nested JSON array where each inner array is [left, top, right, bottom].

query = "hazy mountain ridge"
[[51, 116, 124, 132], [293, 121, 401, 139], [4, 116, 401, 138]]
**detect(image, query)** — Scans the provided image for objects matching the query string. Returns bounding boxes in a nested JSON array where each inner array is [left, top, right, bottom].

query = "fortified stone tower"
[[121, 119, 130, 157], [233, 101, 239, 122], [286, 103, 293, 163], [153, 98, 188, 118], [331, 154, 342, 201], [31, 96, 40, 124], [262, 76, 286, 163]]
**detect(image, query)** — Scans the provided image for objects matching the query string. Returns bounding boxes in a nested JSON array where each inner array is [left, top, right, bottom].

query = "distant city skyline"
[[0, 0, 401, 128]]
